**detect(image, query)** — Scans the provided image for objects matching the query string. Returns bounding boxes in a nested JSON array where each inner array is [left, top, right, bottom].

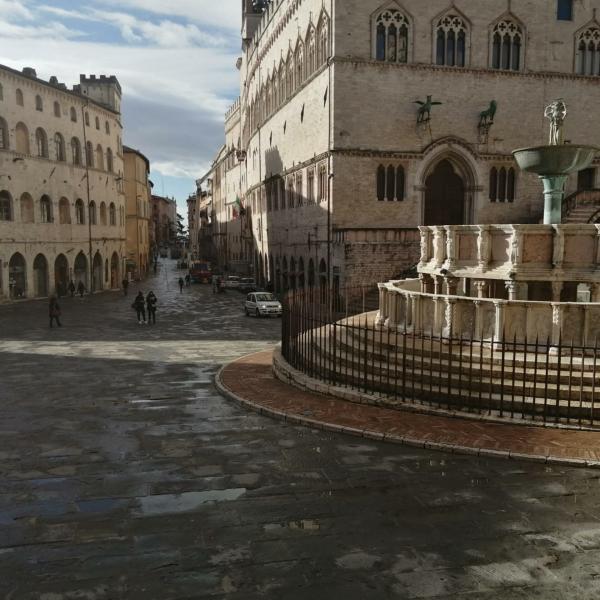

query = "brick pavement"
[[218, 349, 600, 468]]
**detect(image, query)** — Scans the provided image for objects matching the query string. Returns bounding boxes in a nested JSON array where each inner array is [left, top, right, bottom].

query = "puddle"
[[76, 498, 129, 514], [263, 519, 320, 532], [136, 488, 246, 516]]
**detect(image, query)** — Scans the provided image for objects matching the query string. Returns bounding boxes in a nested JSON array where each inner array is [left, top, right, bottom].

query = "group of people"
[[132, 291, 158, 325], [178, 274, 191, 292], [67, 280, 86, 297]]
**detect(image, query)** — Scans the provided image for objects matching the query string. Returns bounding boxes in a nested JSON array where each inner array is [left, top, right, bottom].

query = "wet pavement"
[[1, 260, 600, 599]]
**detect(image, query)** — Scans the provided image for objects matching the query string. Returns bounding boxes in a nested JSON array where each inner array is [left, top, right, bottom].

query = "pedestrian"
[[212, 274, 218, 294], [185, 273, 191, 287], [153, 262, 157, 275], [67, 280, 75, 298], [132, 291, 146, 324], [122, 278, 129, 296], [49, 296, 62, 328], [178, 277, 184, 293], [146, 291, 157, 324], [77, 281, 85, 297]]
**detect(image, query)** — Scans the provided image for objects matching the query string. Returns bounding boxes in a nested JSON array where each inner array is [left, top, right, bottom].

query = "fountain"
[[513, 99, 599, 224]]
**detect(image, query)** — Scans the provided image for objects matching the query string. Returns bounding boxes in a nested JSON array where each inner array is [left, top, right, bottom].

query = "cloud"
[[39, 5, 232, 48], [0, 0, 240, 200], [100, 0, 241, 32], [0, 0, 33, 20]]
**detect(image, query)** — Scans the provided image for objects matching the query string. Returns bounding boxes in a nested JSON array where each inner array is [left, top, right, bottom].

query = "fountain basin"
[[513, 144, 598, 176]]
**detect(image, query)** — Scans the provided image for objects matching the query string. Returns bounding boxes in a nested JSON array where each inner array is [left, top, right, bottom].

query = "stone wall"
[[341, 229, 421, 288]]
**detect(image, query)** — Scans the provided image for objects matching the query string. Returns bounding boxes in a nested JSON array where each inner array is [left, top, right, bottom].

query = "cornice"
[[333, 56, 600, 83]]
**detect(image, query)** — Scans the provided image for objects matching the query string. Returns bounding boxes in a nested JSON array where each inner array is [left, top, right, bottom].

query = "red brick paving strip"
[[216, 349, 600, 468]]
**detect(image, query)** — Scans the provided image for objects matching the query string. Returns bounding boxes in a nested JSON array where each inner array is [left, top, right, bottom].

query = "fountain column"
[[541, 176, 569, 225]]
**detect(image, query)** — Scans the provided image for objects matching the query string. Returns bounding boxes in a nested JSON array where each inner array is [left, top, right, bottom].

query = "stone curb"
[[214, 352, 600, 470]]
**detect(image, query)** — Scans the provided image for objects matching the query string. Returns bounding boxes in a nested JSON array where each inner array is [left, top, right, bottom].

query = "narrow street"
[[1, 260, 600, 599]]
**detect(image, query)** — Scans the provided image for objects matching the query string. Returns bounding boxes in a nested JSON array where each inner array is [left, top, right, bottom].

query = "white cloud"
[[100, 0, 241, 32], [0, 1, 240, 196], [0, 0, 33, 20]]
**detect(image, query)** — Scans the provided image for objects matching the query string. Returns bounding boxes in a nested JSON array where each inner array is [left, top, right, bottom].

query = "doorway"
[[424, 159, 466, 226]]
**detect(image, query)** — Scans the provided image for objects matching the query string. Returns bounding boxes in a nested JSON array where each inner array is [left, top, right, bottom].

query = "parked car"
[[245, 292, 282, 317], [223, 276, 242, 290], [238, 278, 257, 293]]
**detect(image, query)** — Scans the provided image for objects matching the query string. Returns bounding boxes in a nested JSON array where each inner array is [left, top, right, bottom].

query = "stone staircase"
[[562, 189, 600, 223], [287, 320, 600, 426]]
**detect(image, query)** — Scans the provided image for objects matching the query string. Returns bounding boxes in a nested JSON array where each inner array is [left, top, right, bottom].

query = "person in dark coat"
[[133, 291, 146, 324], [122, 278, 129, 296], [77, 281, 85, 297], [49, 296, 62, 328], [178, 277, 184, 293], [146, 291, 157, 324], [67, 280, 75, 298]]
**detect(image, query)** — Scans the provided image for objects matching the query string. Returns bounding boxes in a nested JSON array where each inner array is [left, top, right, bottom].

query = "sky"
[[0, 0, 242, 221]]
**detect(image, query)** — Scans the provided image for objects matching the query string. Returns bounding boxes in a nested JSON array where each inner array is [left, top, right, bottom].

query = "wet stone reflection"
[[1, 261, 600, 598]]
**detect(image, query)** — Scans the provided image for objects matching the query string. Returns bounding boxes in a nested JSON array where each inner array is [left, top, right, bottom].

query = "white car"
[[245, 292, 282, 317], [223, 276, 242, 289]]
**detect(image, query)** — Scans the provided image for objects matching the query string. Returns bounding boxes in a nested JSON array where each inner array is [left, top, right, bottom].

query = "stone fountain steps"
[[312, 334, 599, 400], [288, 329, 600, 421], [302, 343, 600, 422]]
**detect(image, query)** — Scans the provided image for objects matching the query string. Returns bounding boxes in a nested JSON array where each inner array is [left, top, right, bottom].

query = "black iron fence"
[[282, 287, 600, 428]]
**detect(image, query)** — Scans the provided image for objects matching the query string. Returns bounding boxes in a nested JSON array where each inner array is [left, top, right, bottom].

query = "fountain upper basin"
[[512, 145, 598, 176]]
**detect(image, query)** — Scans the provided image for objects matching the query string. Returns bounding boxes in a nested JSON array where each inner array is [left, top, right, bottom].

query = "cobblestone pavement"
[[2, 260, 600, 599]]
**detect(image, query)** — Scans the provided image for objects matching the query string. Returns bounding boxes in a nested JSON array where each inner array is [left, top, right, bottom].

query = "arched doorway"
[[33, 254, 49, 297], [110, 253, 119, 289], [55, 254, 69, 297], [9, 253, 26, 298], [424, 159, 466, 226], [308, 259, 315, 289], [298, 257, 305, 289], [319, 259, 327, 288], [74, 252, 87, 289], [92, 252, 103, 291]]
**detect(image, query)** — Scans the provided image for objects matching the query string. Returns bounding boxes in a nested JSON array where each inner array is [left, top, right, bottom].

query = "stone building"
[[123, 147, 152, 279], [201, 0, 600, 291], [151, 194, 177, 250], [0, 65, 126, 299]]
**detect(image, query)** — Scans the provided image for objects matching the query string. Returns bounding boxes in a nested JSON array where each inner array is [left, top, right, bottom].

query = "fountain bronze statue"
[[513, 99, 598, 224]]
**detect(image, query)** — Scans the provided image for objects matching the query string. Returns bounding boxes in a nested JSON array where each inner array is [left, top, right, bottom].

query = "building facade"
[[0, 65, 126, 299], [201, 0, 600, 291], [151, 194, 177, 250], [123, 147, 152, 279]]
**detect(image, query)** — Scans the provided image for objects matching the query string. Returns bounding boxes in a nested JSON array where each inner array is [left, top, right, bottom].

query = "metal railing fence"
[[281, 287, 600, 428]]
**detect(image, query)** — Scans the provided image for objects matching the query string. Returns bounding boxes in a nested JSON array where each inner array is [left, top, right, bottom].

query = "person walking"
[[185, 273, 191, 287], [77, 281, 85, 297], [146, 291, 157, 325], [178, 277, 184, 293], [67, 280, 75, 298], [49, 296, 62, 328], [133, 291, 146, 324], [122, 278, 129, 296]]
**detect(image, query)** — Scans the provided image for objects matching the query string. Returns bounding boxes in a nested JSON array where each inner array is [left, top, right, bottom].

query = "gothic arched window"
[[377, 165, 405, 201], [489, 166, 516, 202], [435, 14, 468, 67], [307, 28, 317, 74], [374, 9, 410, 63], [576, 27, 600, 76], [492, 20, 523, 71], [317, 14, 329, 66]]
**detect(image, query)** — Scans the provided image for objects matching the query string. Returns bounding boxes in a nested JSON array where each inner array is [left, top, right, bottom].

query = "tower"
[[76, 74, 122, 114]]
